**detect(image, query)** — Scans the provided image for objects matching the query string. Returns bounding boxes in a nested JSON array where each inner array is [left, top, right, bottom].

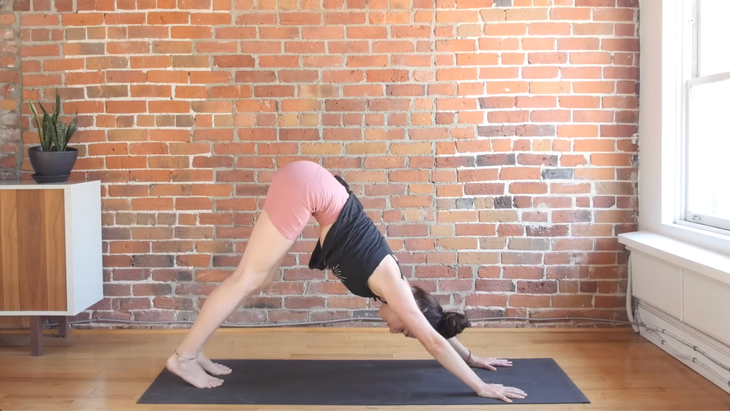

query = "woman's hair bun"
[[441, 311, 471, 339], [410, 285, 471, 339]]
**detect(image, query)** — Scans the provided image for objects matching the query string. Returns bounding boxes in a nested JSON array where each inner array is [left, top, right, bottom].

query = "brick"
[[415, 266, 456, 278], [388, 224, 429, 237], [348, 26, 387, 39], [605, 67, 639, 80], [464, 183, 504, 196], [502, 251, 542, 265], [209, 56, 256, 69], [133, 283, 173, 296], [615, 24, 637, 37], [454, 170, 493, 185], [553, 210, 592, 223], [522, 37, 556, 51], [473, 279, 512, 293], [457, 252, 499, 265], [529, 81, 571, 94], [517, 281, 558, 294], [104, 284, 131, 297], [453, 224, 495, 237], [487, 23, 527, 36], [603, 96, 639, 109], [601, 38, 640, 52], [594, 8, 635, 21], [284, 296, 325, 309], [510, 295, 551, 308], [475, 153, 515, 167], [515, 154, 557, 167], [466, 294, 508, 307], [541, 168, 574, 180], [553, 295, 593, 308], [504, 266, 544, 279], [527, 52, 567, 65], [498, 166, 539, 180]]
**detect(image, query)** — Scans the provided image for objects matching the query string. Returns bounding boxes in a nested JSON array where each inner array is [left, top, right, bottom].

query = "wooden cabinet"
[[0, 180, 102, 355]]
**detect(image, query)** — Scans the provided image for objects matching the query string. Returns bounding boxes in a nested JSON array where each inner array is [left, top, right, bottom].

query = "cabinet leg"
[[30, 316, 43, 356], [58, 316, 69, 338]]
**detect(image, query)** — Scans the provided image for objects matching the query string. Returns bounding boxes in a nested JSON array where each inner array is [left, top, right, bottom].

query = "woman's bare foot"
[[166, 353, 224, 389], [197, 353, 232, 376]]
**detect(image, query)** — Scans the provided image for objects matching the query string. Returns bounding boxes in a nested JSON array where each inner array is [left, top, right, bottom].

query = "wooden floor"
[[1, 327, 729, 410]]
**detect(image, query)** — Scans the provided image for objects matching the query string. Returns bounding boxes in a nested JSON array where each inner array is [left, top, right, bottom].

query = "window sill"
[[618, 231, 730, 286]]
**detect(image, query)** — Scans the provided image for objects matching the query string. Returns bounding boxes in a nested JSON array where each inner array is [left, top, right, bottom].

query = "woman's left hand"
[[469, 356, 513, 371]]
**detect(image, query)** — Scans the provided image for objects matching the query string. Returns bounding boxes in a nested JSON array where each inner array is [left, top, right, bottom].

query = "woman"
[[166, 161, 527, 403]]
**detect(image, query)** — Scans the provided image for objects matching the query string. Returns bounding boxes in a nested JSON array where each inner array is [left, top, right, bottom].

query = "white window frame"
[[632, 0, 730, 258], [677, 0, 730, 233]]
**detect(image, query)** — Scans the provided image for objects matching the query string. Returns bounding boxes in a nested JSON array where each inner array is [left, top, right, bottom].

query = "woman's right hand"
[[476, 383, 527, 403]]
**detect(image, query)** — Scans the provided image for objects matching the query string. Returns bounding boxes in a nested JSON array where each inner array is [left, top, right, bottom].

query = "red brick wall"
[[1, 1, 20, 181], [12, 0, 638, 327]]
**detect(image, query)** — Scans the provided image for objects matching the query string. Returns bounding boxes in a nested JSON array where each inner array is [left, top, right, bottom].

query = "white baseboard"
[[636, 301, 730, 395]]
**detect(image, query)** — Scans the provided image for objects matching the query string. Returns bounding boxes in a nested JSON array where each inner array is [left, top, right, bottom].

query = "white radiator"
[[626, 248, 730, 395]]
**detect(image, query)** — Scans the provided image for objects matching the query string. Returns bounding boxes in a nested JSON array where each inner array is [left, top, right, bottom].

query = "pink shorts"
[[263, 161, 349, 240]]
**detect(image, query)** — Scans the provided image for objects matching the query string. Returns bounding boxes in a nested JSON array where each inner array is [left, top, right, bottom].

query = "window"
[[683, 0, 730, 232], [625, 0, 730, 258]]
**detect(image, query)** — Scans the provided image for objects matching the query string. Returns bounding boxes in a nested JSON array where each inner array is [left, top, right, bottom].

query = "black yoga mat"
[[138, 358, 589, 406]]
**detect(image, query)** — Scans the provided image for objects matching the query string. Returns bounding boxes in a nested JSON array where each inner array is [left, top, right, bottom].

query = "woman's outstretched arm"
[[447, 337, 513, 371], [368, 258, 526, 403]]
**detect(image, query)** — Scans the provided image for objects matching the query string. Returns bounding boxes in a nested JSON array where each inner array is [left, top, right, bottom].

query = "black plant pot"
[[28, 146, 78, 183]]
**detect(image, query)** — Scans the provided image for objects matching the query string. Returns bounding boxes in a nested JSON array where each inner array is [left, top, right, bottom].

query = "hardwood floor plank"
[[0, 398, 75, 411], [0, 383, 97, 396], [69, 400, 154, 411]]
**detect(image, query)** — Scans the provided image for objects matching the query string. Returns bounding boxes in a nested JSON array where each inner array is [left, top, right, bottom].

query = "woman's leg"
[[195, 253, 288, 377], [166, 210, 295, 389]]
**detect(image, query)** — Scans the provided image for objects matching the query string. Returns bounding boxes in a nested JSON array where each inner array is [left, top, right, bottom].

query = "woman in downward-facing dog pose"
[[166, 160, 527, 403]]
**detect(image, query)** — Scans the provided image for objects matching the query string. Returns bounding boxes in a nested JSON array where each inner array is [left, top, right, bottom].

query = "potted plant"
[[27, 92, 78, 183]]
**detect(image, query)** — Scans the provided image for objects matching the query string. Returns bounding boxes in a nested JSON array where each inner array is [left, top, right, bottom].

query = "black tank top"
[[308, 176, 402, 299]]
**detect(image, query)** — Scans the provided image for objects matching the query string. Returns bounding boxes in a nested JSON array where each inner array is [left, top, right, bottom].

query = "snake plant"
[[28, 91, 78, 152]]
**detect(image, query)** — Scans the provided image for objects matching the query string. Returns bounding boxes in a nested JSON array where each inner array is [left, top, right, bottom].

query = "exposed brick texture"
[[0, 0, 20, 181], [10, 0, 638, 328]]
